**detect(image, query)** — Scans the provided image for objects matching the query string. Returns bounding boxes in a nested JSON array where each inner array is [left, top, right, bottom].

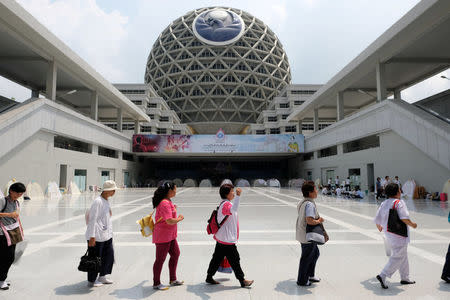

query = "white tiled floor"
[[3, 188, 450, 299]]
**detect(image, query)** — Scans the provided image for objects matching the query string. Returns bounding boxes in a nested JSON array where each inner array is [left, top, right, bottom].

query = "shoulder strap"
[[217, 200, 230, 226], [392, 199, 400, 209]]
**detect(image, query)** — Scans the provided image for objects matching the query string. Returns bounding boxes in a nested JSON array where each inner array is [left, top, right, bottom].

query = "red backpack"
[[206, 201, 229, 235]]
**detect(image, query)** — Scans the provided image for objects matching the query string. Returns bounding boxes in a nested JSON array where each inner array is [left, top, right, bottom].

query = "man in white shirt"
[[374, 183, 417, 289], [85, 180, 118, 287], [393, 176, 402, 193], [335, 187, 342, 197], [345, 177, 351, 191], [335, 176, 340, 186], [383, 176, 390, 189]]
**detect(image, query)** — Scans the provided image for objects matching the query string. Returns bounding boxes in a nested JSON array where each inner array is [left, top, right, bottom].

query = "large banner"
[[132, 133, 304, 153]]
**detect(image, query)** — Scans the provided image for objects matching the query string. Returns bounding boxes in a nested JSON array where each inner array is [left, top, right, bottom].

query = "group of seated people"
[[320, 185, 364, 199]]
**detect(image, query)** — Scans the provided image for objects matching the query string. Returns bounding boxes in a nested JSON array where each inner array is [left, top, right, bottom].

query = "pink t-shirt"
[[152, 199, 178, 244]]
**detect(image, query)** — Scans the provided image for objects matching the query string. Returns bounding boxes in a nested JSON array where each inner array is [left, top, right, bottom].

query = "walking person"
[[441, 211, 450, 283], [393, 176, 403, 193], [374, 183, 417, 289], [152, 181, 184, 290], [206, 184, 254, 288], [376, 177, 383, 200], [296, 180, 326, 286], [0, 182, 26, 291], [85, 180, 118, 287]]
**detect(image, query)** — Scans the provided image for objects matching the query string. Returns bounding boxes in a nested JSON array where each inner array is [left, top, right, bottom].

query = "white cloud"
[[4, 0, 446, 106], [16, 0, 129, 82]]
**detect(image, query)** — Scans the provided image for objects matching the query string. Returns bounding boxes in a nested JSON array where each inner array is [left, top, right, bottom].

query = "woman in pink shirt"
[[206, 184, 254, 288], [152, 182, 184, 290]]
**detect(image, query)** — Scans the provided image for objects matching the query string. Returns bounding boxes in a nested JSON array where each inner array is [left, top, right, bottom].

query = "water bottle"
[[448, 211, 450, 223]]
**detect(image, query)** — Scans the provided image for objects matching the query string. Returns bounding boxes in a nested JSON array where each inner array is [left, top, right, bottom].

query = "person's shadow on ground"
[[109, 280, 156, 299], [360, 278, 403, 296], [186, 278, 241, 300], [438, 281, 450, 292], [54, 281, 94, 296], [275, 279, 313, 296]]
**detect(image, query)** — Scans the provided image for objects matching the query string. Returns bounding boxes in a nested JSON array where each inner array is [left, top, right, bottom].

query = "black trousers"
[[0, 235, 16, 281], [442, 243, 450, 279], [207, 242, 245, 281], [297, 242, 320, 285], [87, 238, 114, 282]]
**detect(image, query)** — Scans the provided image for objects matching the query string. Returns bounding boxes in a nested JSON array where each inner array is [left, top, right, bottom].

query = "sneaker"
[[400, 280, 416, 285], [205, 277, 220, 284], [170, 280, 184, 286], [309, 276, 321, 283], [0, 281, 9, 290], [240, 279, 254, 288], [98, 276, 113, 284], [153, 284, 169, 290], [441, 276, 450, 283], [87, 280, 103, 287], [296, 280, 311, 286], [376, 275, 388, 289]]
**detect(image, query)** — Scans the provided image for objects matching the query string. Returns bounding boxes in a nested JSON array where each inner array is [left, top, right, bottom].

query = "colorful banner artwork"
[[132, 133, 304, 153]]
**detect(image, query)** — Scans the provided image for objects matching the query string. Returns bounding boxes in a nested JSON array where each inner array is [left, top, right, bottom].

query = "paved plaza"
[[2, 187, 449, 299]]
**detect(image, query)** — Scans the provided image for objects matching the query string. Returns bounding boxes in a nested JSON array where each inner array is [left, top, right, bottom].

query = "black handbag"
[[78, 249, 101, 273], [387, 200, 408, 237], [306, 223, 328, 245]]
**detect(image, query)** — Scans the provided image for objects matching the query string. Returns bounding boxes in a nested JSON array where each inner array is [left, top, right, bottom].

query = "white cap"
[[102, 180, 118, 191]]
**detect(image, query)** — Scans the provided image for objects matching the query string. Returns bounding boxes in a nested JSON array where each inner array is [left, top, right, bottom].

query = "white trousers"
[[381, 243, 409, 280]]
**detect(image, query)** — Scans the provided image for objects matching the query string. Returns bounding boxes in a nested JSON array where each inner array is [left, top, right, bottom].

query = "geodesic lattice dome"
[[145, 7, 291, 133]]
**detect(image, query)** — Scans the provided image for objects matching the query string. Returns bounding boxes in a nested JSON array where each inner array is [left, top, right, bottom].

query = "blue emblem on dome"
[[193, 9, 245, 46]]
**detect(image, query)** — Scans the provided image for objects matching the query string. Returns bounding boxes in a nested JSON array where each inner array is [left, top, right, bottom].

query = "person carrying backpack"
[[374, 183, 417, 289], [205, 184, 253, 288]]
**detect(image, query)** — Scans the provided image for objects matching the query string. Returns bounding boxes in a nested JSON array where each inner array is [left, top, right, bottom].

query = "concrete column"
[[90, 91, 98, 121], [298, 120, 303, 134], [376, 62, 387, 102], [337, 144, 344, 155], [117, 108, 123, 132], [393, 89, 401, 100], [337, 91, 344, 121], [134, 120, 140, 134], [46, 60, 57, 101], [31, 89, 39, 98], [313, 151, 318, 160], [313, 108, 319, 132], [92, 145, 98, 155]]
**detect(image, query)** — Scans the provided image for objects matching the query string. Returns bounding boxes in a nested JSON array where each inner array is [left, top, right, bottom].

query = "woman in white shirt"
[[374, 183, 417, 289]]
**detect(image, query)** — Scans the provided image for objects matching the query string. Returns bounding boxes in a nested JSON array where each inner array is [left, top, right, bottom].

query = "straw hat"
[[102, 180, 118, 191]]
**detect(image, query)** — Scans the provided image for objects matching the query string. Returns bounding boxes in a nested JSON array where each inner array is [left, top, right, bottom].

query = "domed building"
[[145, 7, 291, 134]]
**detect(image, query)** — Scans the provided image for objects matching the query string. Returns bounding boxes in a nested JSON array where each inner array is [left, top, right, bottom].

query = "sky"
[[1, 0, 449, 103]]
